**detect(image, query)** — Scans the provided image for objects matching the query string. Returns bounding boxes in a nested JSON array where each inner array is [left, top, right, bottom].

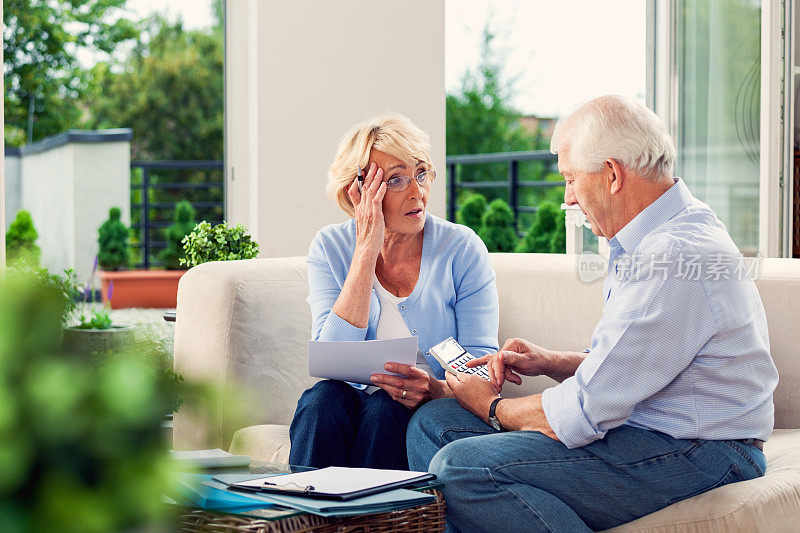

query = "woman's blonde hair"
[[327, 112, 433, 216]]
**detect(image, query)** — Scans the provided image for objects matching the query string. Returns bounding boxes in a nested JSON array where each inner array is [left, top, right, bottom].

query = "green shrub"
[[180, 221, 260, 268], [159, 200, 196, 270], [457, 193, 488, 234], [478, 198, 518, 252], [97, 207, 129, 271], [517, 201, 566, 253], [5, 210, 41, 267], [0, 275, 176, 533]]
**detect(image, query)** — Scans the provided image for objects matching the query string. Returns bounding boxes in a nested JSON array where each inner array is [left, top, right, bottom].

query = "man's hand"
[[466, 338, 554, 393], [445, 372, 498, 424]]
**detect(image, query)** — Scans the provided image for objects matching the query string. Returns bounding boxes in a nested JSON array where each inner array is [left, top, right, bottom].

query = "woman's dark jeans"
[[288, 379, 412, 469]]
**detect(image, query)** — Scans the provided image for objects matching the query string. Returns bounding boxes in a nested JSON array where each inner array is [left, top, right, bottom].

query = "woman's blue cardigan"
[[306, 212, 500, 379]]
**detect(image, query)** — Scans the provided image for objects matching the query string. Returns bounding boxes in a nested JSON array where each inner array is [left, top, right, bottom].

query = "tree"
[[446, 18, 548, 200], [447, 16, 559, 251], [479, 199, 518, 253], [5, 209, 41, 266], [84, 10, 224, 266], [517, 201, 566, 253], [3, 0, 139, 145], [98, 207, 130, 270], [85, 15, 223, 161], [457, 193, 488, 234], [446, 20, 543, 158]]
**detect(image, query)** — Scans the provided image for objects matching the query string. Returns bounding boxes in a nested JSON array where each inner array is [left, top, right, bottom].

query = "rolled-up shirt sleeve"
[[306, 232, 367, 342], [541, 257, 718, 448]]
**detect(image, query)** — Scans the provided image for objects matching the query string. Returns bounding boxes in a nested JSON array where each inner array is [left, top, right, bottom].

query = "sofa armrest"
[[173, 257, 315, 451]]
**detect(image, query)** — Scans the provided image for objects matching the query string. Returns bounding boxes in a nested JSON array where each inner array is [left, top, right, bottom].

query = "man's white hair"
[[550, 95, 676, 180]]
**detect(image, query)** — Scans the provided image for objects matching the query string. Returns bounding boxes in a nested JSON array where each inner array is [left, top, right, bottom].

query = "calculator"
[[428, 337, 491, 381]]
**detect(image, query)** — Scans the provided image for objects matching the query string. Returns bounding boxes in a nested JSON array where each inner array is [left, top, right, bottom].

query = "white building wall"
[[72, 142, 131, 278], [21, 143, 76, 274], [4, 152, 21, 228], [226, 0, 446, 258], [13, 131, 131, 280]]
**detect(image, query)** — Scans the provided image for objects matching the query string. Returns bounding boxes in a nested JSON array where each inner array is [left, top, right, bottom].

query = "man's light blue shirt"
[[306, 212, 500, 381], [542, 179, 779, 449]]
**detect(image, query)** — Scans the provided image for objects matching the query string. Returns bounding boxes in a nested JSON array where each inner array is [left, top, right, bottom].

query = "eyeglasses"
[[385, 169, 436, 192]]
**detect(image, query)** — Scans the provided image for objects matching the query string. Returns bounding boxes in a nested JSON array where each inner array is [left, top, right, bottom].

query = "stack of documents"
[[172, 474, 275, 512], [173, 467, 437, 518], [204, 479, 436, 518]]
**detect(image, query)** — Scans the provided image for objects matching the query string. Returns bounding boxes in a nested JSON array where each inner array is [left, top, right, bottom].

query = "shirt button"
[[399, 304, 405, 310], [412, 329, 418, 334]]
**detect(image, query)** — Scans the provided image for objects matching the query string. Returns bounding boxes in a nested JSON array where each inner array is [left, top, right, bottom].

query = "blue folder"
[[173, 473, 276, 512]]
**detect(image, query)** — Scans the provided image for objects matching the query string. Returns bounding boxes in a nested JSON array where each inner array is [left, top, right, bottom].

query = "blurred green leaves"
[[0, 274, 177, 533], [5, 210, 41, 268]]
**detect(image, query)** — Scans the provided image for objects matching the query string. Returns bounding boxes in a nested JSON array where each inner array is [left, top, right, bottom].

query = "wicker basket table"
[[174, 461, 445, 533]]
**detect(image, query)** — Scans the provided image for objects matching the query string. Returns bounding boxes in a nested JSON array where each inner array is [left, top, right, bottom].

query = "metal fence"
[[446, 150, 563, 234], [130, 160, 224, 269]]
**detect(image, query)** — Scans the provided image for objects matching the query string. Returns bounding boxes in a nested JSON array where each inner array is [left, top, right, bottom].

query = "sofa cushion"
[[229, 424, 291, 464], [604, 429, 800, 532]]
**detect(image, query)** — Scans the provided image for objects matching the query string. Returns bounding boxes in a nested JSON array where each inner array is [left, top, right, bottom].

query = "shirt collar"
[[608, 178, 693, 254]]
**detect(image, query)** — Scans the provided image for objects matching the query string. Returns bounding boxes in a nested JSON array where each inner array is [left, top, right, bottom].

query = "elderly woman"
[[288, 112, 498, 470]]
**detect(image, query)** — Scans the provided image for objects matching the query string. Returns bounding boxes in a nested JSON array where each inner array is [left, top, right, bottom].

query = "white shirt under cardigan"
[[306, 212, 499, 386], [362, 276, 436, 395]]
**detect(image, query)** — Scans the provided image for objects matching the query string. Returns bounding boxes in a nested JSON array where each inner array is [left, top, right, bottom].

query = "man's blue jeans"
[[407, 399, 766, 532], [289, 380, 412, 469]]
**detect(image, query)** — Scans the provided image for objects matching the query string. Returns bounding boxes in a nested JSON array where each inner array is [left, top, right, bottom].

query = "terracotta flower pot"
[[62, 325, 136, 354], [98, 270, 187, 309]]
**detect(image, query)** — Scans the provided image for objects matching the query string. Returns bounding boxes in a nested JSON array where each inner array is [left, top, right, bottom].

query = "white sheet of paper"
[[308, 337, 418, 385]]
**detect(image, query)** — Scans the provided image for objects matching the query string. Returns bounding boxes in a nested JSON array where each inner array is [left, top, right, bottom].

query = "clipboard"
[[226, 467, 436, 501]]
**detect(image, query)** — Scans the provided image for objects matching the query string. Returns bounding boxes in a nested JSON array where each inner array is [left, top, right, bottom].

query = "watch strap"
[[489, 397, 505, 430]]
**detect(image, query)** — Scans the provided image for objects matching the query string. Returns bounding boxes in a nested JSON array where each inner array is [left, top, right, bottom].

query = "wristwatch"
[[488, 397, 505, 431]]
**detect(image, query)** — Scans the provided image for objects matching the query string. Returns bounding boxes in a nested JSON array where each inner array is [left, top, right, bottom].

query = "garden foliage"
[[97, 207, 130, 271], [5, 210, 41, 267], [0, 276, 176, 533], [517, 201, 567, 253], [457, 193, 488, 235], [3, 0, 138, 145], [180, 221, 260, 268], [159, 200, 197, 270], [479, 199, 519, 253]]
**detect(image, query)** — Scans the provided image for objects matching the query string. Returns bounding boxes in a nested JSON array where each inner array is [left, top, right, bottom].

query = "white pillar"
[[225, 0, 446, 259]]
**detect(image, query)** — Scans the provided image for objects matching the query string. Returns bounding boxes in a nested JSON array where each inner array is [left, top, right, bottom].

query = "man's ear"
[[606, 159, 625, 195]]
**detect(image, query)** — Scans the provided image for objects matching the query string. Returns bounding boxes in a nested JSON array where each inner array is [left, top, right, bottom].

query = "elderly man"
[[406, 95, 779, 532]]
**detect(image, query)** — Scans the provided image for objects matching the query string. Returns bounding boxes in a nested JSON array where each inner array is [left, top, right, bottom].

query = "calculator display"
[[435, 338, 465, 362], [429, 337, 490, 381]]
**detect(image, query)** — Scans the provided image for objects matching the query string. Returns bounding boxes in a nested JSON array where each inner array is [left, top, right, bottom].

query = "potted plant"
[[180, 220, 260, 268], [61, 306, 136, 356], [97, 205, 194, 309]]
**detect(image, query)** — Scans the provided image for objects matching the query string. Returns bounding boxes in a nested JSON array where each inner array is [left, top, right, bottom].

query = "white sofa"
[[173, 253, 800, 532]]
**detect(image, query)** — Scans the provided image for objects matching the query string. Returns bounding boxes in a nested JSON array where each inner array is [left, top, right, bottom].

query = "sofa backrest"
[[173, 254, 800, 450]]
